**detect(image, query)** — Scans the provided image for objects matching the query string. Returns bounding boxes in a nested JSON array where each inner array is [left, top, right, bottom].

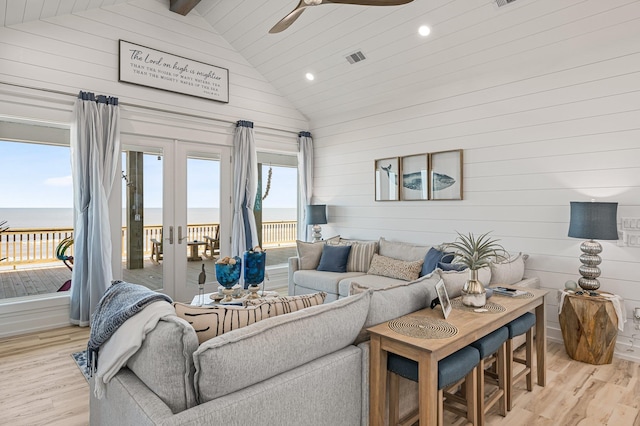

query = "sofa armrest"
[[288, 256, 299, 296], [515, 276, 540, 289]]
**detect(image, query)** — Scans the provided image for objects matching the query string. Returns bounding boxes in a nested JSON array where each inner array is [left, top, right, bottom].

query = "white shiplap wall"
[[0, 0, 306, 336], [311, 13, 640, 361]]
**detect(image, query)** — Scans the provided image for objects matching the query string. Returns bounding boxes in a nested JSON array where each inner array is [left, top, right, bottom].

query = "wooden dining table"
[[368, 286, 548, 426]]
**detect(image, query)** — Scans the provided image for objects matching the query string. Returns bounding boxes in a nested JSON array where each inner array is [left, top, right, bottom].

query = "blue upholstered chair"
[[387, 346, 480, 426], [469, 327, 508, 425], [505, 312, 536, 410]]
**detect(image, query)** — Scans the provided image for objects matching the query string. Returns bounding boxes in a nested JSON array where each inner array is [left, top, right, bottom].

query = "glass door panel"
[[121, 146, 172, 295], [175, 154, 221, 302]]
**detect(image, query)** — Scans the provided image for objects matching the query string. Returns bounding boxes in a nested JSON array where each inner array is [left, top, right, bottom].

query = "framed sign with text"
[[119, 40, 229, 103]]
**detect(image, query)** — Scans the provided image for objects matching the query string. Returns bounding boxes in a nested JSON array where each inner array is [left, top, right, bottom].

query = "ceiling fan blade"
[[325, 0, 414, 5], [269, 1, 308, 34]]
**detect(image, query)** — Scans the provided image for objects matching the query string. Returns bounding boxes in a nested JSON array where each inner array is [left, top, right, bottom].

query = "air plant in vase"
[[446, 231, 506, 307]]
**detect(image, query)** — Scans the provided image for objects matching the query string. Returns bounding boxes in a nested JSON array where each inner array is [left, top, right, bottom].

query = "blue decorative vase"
[[215, 257, 242, 289], [243, 251, 266, 288]]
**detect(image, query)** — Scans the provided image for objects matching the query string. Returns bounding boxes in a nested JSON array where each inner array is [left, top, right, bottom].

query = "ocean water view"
[[0, 208, 297, 229]]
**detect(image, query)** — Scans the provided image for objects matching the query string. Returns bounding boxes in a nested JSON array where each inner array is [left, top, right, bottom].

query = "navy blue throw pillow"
[[437, 262, 467, 272], [420, 247, 455, 276], [317, 244, 352, 273]]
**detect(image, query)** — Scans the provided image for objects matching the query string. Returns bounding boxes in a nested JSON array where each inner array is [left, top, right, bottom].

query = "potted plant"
[[446, 231, 505, 307]]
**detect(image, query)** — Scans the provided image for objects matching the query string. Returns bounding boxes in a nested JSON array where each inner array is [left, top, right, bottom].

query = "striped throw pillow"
[[173, 302, 274, 344], [245, 292, 327, 316], [347, 241, 378, 273]]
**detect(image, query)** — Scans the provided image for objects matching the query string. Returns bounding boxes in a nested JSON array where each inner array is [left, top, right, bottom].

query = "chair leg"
[[465, 367, 478, 425], [525, 328, 534, 391], [476, 358, 486, 426], [497, 343, 507, 417], [506, 338, 514, 411]]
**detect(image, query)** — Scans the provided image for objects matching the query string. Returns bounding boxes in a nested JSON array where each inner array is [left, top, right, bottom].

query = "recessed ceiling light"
[[418, 25, 431, 37], [305, 72, 315, 81]]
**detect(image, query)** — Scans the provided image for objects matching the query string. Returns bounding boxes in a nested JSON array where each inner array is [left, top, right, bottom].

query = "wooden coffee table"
[[368, 287, 548, 426]]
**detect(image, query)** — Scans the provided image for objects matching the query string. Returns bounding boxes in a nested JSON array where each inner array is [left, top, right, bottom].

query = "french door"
[[120, 138, 230, 302]]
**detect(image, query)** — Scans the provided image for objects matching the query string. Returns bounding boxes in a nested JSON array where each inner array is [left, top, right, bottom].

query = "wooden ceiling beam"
[[169, 0, 202, 16]]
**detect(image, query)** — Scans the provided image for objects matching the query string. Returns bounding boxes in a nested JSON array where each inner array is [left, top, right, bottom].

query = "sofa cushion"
[[436, 267, 491, 298], [421, 247, 454, 276], [378, 237, 431, 262], [293, 269, 365, 295], [351, 273, 440, 343], [339, 274, 408, 297], [193, 290, 371, 402], [295, 240, 325, 270], [490, 253, 527, 285], [367, 254, 423, 281], [317, 244, 352, 273], [245, 292, 327, 315], [126, 316, 199, 413], [173, 302, 274, 344]]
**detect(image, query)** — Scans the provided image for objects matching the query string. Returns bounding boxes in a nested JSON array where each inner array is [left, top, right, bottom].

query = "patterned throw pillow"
[[366, 254, 424, 282], [245, 292, 327, 316], [173, 302, 274, 344]]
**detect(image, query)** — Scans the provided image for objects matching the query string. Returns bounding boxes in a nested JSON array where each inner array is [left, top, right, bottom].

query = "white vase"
[[461, 269, 486, 307]]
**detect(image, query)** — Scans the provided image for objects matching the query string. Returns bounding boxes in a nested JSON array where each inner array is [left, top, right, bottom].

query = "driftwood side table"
[[559, 291, 619, 365]]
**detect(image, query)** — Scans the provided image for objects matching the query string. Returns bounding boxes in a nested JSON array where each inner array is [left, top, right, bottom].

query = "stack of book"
[[492, 287, 528, 297]]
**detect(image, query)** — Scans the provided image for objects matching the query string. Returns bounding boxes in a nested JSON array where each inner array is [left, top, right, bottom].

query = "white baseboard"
[[0, 294, 72, 339]]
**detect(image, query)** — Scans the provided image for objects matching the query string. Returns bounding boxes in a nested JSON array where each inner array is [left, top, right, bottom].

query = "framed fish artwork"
[[375, 157, 399, 201], [429, 149, 463, 200], [400, 154, 429, 201]]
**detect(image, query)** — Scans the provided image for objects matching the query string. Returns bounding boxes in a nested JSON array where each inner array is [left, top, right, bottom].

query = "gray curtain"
[[70, 91, 121, 327], [231, 120, 259, 257], [297, 131, 313, 241]]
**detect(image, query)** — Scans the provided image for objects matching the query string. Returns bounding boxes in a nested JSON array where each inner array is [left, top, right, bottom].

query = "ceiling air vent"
[[496, 0, 518, 6], [346, 51, 366, 65]]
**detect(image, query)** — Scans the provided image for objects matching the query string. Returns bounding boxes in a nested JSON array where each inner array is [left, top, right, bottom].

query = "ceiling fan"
[[269, 0, 415, 34]]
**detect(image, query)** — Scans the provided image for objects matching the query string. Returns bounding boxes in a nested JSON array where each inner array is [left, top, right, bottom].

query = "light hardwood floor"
[[1, 328, 639, 426]]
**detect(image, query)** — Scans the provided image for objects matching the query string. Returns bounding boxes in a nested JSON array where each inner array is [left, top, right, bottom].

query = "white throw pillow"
[[489, 253, 528, 285]]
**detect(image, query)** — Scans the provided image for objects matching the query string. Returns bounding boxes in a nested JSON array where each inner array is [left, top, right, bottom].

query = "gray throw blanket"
[[87, 280, 173, 375]]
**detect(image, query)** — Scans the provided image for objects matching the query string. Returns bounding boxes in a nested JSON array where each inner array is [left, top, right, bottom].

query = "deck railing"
[[0, 221, 297, 267]]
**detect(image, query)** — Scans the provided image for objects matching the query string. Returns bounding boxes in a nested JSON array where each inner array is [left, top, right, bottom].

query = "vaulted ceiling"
[[1, 0, 633, 127]]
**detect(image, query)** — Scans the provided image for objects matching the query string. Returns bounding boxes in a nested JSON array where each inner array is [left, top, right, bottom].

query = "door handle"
[[178, 226, 188, 244], [166, 226, 174, 245]]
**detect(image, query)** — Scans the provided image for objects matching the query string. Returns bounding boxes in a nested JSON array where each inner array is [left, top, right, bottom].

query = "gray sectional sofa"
[[90, 273, 448, 426], [289, 237, 539, 302], [90, 237, 539, 426]]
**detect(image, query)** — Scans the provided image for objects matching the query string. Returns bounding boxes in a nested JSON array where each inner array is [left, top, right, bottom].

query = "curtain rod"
[[1, 81, 300, 136]]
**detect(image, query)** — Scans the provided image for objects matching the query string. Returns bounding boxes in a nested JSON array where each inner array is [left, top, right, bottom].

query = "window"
[[0, 121, 73, 301]]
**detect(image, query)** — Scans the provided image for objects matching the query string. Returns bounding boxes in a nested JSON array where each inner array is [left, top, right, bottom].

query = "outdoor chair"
[[203, 225, 220, 260], [150, 238, 163, 263]]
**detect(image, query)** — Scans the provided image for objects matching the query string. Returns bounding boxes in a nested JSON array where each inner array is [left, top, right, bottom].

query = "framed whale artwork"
[[400, 154, 429, 201], [429, 149, 463, 200], [375, 157, 399, 201]]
